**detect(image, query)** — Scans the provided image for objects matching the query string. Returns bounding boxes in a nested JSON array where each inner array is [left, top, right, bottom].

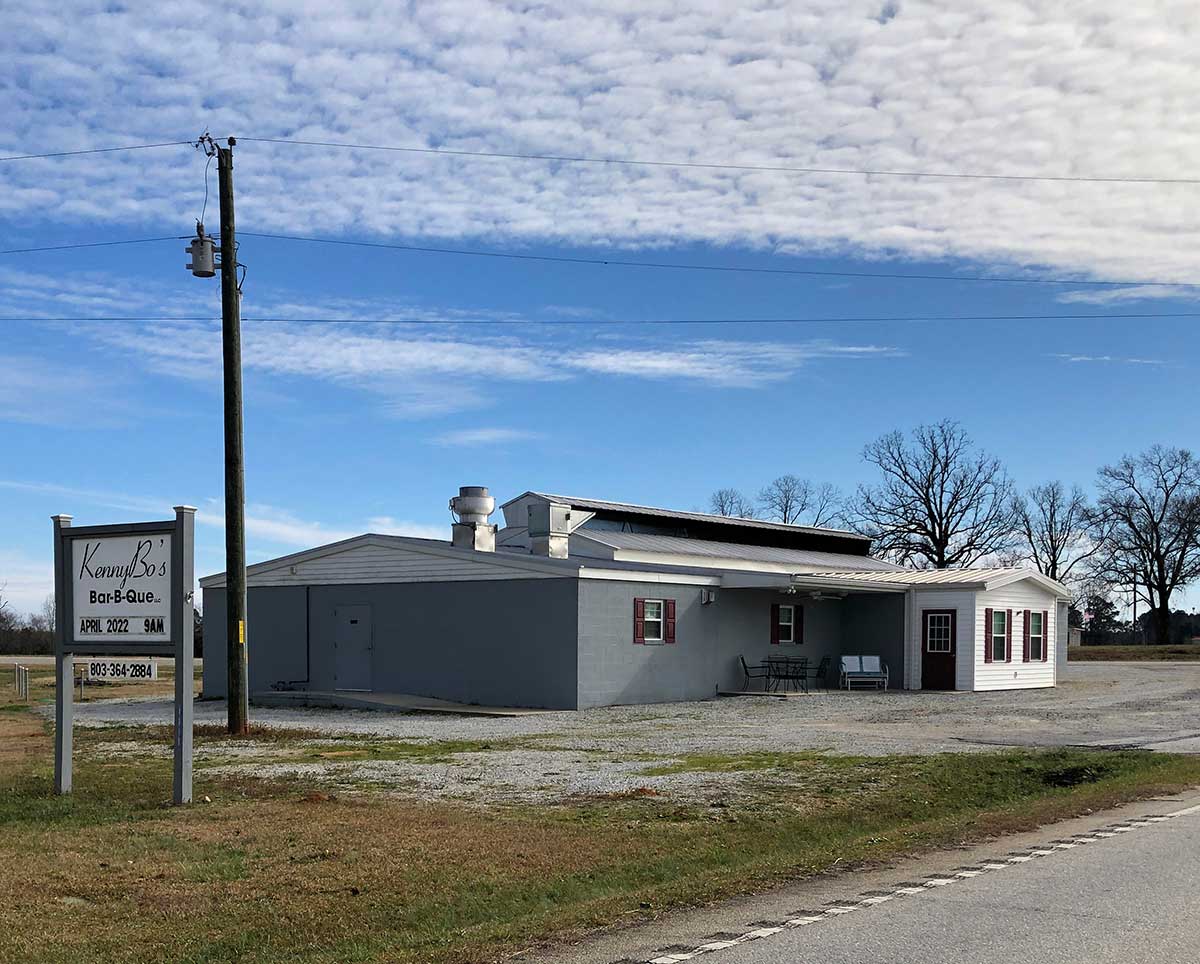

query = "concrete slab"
[[251, 689, 554, 718]]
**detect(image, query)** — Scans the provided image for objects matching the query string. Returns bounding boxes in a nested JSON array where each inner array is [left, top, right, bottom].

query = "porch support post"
[[903, 589, 916, 690]]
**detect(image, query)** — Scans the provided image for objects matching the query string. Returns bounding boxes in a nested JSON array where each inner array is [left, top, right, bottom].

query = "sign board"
[[72, 534, 172, 643], [77, 658, 159, 682], [53, 508, 196, 805]]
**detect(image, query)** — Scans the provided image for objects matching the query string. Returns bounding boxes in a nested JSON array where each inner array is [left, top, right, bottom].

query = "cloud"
[[431, 427, 541, 446], [0, 353, 151, 426], [0, 477, 446, 556], [2, 1, 1200, 288], [364, 516, 448, 540], [65, 314, 901, 409], [1055, 286, 1199, 306], [562, 338, 903, 387], [1051, 353, 1168, 366], [0, 550, 54, 617]]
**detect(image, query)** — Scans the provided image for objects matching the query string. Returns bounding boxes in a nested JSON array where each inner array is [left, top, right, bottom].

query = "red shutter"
[[1005, 609, 1013, 662], [633, 598, 645, 644], [664, 599, 676, 644], [1042, 610, 1050, 662], [770, 603, 780, 645], [796, 605, 804, 645], [1022, 609, 1031, 662], [984, 607, 993, 663]]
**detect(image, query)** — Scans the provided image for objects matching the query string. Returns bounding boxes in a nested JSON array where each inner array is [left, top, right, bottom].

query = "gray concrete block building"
[[201, 487, 1070, 709]]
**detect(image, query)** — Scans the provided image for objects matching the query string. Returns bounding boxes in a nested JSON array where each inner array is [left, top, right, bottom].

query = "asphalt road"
[[535, 795, 1200, 964], [712, 807, 1200, 964]]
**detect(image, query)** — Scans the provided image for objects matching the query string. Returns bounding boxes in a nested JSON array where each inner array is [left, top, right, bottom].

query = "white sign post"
[[53, 507, 196, 804]]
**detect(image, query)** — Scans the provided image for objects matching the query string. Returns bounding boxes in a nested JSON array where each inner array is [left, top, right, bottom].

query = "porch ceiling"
[[720, 571, 905, 593]]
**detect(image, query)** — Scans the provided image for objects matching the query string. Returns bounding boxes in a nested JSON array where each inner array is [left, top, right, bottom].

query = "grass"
[[1070, 643, 1200, 661], [2, 689, 1199, 963]]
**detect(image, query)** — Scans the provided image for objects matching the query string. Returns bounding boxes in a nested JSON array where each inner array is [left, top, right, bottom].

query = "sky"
[[1, 0, 1198, 614]]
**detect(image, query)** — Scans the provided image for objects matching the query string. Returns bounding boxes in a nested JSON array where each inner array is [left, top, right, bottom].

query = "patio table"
[[765, 655, 808, 693]]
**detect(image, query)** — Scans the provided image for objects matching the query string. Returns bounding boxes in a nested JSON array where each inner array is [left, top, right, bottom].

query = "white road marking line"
[[629, 801, 1200, 964]]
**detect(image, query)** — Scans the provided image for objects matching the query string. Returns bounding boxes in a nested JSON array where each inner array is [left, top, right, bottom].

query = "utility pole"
[[188, 135, 248, 734], [216, 138, 249, 733]]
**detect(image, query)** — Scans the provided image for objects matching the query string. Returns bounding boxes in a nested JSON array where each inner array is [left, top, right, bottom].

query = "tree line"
[[0, 592, 204, 657], [710, 419, 1200, 645]]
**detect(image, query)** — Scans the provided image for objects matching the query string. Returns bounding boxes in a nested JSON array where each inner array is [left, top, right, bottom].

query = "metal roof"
[[575, 530, 902, 571], [510, 491, 869, 541], [802, 568, 1010, 585], [799, 567, 1070, 595]]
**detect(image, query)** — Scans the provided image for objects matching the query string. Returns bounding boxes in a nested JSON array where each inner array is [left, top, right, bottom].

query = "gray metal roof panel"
[[575, 530, 903, 571], [507, 491, 870, 542]]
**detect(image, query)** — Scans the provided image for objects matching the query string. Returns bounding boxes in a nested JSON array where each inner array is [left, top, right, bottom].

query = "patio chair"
[[803, 655, 832, 691], [838, 655, 861, 689], [859, 656, 889, 690], [740, 655, 771, 692]]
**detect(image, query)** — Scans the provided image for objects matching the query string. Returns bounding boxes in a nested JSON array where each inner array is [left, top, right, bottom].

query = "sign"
[[54, 508, 196, 805], [77, 658, 159, 681], [72, 534, 172, 642]]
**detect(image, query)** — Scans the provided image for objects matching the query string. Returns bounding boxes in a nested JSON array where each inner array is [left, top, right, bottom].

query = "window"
[[770, 603, 803, 645], [926, 612, 952, 653], [643, 599, 664, 642], [1029, 611, 1044, 662], [990, 609, 1008, 662], [778, 605, 794, 643], [634, 597, 676, 645]]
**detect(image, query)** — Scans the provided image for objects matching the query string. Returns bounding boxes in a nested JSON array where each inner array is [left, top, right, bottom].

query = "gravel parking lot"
[[56, 662, 1200, 804]]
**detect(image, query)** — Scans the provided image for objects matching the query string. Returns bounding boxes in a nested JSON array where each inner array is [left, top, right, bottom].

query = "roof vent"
[[450, 485, 496, 552], [528, 501, 571, 559]]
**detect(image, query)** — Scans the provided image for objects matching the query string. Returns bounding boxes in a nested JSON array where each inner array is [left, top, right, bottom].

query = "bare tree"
[[757, 475, 844, 527], [0, 584, 14, 632], [758, 475, 810, 524], [1091, 445, 1200, 645], [807, 482, 844, 528], [851, 420, 1016, 568], [40, 594, 56, 635], [1013, 482, 1104, 582], [709, 488, 756, 519]]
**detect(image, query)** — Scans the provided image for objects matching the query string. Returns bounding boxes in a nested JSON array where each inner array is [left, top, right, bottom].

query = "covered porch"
[[719, 571, 911, 691]]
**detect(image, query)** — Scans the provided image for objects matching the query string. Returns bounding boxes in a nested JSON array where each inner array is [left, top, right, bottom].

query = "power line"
[[237, 231, 1200, 289], [4, 229, 1198, 292], [0, 140, 197, 163], [5, 312, 1199, 326], [239, 135, 1200, 186], [0, 236, 189, 255], [1, 133, 1191, 184]]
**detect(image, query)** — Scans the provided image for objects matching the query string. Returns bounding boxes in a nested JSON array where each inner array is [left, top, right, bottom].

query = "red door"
[[922, 610, 957, 690]]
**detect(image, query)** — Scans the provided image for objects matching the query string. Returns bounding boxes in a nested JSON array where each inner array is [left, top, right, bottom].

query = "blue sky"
[[2, 1, 1198, 613]]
